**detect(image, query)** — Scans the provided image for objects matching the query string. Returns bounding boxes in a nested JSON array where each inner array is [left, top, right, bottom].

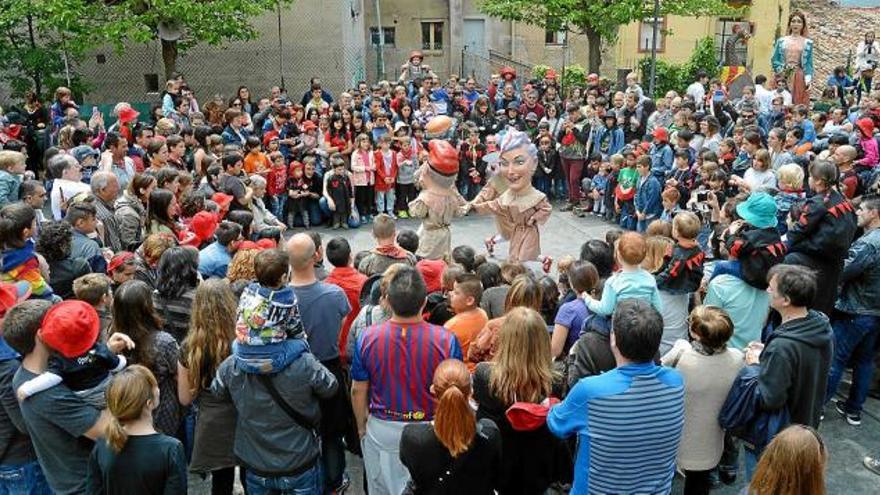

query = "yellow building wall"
[[615, 0, 790, 77]]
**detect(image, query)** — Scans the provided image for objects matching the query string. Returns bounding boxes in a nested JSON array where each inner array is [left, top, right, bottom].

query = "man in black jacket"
[[747, 264, 832, 428]]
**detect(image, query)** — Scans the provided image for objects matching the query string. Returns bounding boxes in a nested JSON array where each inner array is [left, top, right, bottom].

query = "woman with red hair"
[[399, 359, 501, 494]]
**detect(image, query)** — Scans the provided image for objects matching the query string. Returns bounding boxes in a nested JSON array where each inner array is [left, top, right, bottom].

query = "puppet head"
[[422, 139, 459, 190], [425, 115, 457, 141], [496, 129, 538, 194]]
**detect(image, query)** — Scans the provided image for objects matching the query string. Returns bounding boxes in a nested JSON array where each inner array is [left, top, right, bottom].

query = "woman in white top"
[[662, 305, 744, 495]]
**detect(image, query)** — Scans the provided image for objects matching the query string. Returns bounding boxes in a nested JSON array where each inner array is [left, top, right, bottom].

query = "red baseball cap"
[[38, 301, 100, 358], [652, 127, 669, 142]]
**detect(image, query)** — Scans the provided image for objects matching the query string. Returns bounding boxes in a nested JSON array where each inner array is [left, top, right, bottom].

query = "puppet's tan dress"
[[472, 187, 551, 262], [409, 189, 468, 260]]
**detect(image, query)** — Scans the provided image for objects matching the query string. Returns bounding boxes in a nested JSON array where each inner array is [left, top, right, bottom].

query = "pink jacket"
[[351, 149, 376, 186], [858, 136, 879, 168]]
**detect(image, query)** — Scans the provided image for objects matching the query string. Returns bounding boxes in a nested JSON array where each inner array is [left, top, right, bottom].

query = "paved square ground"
[[191, 209, 880, 494]]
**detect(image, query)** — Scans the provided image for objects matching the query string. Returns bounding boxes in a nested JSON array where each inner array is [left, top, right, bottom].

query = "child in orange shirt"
[[243, 136, 271, 176], [444, 273, 488, 370]]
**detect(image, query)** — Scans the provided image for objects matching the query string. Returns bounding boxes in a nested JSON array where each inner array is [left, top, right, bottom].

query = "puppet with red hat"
[[408, 137, 468, 260]]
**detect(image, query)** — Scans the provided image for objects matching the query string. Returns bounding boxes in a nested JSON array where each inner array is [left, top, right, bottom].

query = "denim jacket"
[[837, 228, 880, 316], [771, 37, 815, 84]]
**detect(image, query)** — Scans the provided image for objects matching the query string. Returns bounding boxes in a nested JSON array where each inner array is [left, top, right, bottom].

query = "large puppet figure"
[[469, 129, 551, 262], [771, 11, 814, 106], [409, 139, 468, 260]]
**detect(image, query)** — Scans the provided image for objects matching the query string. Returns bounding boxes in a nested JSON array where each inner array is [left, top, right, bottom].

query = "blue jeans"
[[245, 464, 321, 495], [619, 200, 636, 230], [0, 461, 51, 495], [534, 176, 551, 197], [825, 313, 880, 414], [233, 338, 309, 374], [744, 447, 759, 482], [375, 189, 396, 215], [271, 194, 287, 221]]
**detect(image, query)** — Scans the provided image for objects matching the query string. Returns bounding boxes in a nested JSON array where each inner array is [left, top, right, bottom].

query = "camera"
[[696, 191, 709, 202]]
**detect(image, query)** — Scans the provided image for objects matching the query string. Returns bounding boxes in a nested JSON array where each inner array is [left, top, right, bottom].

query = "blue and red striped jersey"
[[351, 320, 462, 421]]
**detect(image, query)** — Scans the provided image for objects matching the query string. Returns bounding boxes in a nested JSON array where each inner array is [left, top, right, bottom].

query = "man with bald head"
[[90, 171, 122, 252], [286, 234, 352, 493], [834, 145, 860, 199]]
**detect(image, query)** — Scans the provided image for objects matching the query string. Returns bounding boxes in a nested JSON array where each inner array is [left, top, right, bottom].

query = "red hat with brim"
[[652, 127, 669, 142], [118, 107, 140, 124], [38, 301, 100, 358], [428, 140, 459, 176], [191, 211, 219, 241]]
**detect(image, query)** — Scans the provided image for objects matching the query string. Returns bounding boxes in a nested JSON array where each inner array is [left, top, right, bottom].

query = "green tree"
[[637, 36, 718, 98], [0, 0, 291, 101], [106, 0, 293, 81], [478, 0, 741, 74], [0, 0, 112, 99]]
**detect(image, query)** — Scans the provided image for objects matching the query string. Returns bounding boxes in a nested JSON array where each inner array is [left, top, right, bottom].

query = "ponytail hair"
[[104, 365, 158, 453], [432, 359, 476, 457], [0, 202, 36, 249]]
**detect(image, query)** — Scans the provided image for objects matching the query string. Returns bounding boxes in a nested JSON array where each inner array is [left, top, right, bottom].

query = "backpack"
[[719, 365, 790, 453], [727, 227, 786, 290]]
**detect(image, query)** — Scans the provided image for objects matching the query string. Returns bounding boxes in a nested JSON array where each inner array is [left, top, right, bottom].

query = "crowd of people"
[[0, 10, 878, 495]]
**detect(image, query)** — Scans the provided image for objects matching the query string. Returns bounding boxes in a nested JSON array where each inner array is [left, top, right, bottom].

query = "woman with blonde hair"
[[748, 424, 827, 495], [642, 235, 674, 274], [177, 279, 239, 494], [400, 359, 502, 493], [473, 307, 572, 494], [468, 273, 543, 363], [86, 365, 187, 493]]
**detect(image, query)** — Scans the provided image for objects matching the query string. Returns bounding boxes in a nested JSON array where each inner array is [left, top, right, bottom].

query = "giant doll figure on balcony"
[[771, 11, 814, 106]]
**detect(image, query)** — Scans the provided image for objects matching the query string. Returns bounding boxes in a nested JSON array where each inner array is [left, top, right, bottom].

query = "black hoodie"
[[757, 310, 833, 428]]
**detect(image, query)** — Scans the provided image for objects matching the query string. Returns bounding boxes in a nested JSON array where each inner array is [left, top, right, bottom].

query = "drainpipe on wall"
[[374, 0, 385, 80], [510, 20, 516, 59]]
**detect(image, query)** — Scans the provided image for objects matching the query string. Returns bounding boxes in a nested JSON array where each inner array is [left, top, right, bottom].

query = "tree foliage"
[[106, 0, 292, 79], [0, 0, 114, 98], [478, 0, 741, 73], [637, 37, 719, 98], [0, 0, 290, 101]]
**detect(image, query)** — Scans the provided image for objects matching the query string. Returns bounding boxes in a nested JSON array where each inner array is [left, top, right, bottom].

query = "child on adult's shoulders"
[[582, 231, 663, 316]]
